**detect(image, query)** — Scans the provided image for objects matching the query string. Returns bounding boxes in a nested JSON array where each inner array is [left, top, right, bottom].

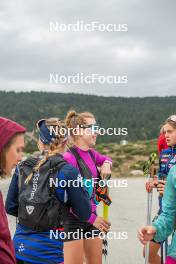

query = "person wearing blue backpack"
[[6, 118, 110, 264]]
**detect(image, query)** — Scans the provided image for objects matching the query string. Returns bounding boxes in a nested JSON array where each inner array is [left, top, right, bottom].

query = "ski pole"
[[103, 203, 109, 264], [143, 153, 157, 264], [102, 175, 111, 264], [145, 187, 153, 264], [159, 176, 167, 264]]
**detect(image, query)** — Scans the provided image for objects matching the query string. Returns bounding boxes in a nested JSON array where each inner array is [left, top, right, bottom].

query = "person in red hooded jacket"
[[157, 129, 168, 155], [0, 117, 26, 264]]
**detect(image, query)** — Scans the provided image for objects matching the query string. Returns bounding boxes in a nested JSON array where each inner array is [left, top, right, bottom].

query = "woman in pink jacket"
[[63, 110, 112, 264], [0, 117, 26, 264]]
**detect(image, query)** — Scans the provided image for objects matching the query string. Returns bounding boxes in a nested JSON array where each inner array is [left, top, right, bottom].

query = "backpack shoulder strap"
[[88, 149, 96, 163], [88, 149, 101, 181], [48, 154, 67, 172], [69, 147, 83, 163], [18, 156, 39, 191], [47, 154, 67, 196], [69, 147, 93, 179]]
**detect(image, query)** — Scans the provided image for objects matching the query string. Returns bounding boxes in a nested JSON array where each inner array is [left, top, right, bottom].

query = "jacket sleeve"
[[152, 165, 176, 242], [55, 164, 97, 224], [5, 167, 19, 217]]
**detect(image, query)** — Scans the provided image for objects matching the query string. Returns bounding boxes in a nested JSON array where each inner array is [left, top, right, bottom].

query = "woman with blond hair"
[[63, 110, 112, 264], [139, 115, 176, 264], [6, 117, 109, 264]]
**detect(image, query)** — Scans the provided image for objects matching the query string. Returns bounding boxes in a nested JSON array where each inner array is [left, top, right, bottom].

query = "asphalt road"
[[1, 177, 158, 264]]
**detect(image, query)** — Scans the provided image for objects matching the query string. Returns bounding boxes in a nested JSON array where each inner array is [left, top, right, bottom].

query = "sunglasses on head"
[[79, 124, 100, 132], [167, 115, 176, 122]]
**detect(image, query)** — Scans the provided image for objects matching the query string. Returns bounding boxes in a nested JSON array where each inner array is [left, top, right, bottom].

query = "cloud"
[[0, 0, 176, 96]]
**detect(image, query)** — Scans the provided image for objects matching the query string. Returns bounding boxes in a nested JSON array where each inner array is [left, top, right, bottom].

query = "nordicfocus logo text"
[[29, 171, 40, 201], [50, 229, 128, 241]]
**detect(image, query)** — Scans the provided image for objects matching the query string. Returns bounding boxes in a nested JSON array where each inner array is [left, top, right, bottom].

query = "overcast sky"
[[0, 0, 176, 97]]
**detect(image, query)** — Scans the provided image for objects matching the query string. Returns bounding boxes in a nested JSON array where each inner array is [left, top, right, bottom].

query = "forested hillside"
[[0, 91, 175, 143]]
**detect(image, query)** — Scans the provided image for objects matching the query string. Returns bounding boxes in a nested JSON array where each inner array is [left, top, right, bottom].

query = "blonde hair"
[[160, 126, 165, 134], [163, 115, 176, 130], [25, 118, 67, 184], [65, 110, 95, 138]]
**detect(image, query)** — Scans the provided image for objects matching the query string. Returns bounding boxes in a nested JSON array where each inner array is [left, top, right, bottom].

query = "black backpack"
[[18, 154, 67, 232]]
